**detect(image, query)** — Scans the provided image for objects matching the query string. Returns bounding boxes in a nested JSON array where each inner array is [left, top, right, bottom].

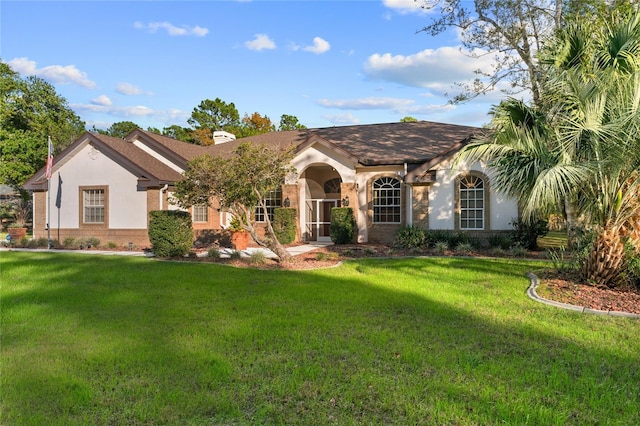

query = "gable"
[[23, 132, 184, 191]]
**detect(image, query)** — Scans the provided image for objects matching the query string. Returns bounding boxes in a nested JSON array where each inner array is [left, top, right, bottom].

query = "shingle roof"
[[130, 129, 210, 163], [23, 132, 184, 190], [91, 133, 184, 184], [203, 121, 483, 166], [24, 121, 484, 191]]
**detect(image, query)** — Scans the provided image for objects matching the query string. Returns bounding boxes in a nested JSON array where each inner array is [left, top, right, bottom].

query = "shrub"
[[273, 208, 296, 245], [330, 207, 355, 244], [510, 218, 548, 250], [106, 241, 118, 249], [509, 244, 529, 258], [229, 250, 242, 260], [86, 237, 100, 248], [433, 241, 449, 255], [207, 248, 221, 259], [455, 242, 474, 254], [35, 238, 49, 248], [246, 251, 267, 266], [488, 233, 513, 250], [424, 230, 473, 248], [148, 210, 193, 257], [63, 237, 76, 248], [394, 226, 427, 249]]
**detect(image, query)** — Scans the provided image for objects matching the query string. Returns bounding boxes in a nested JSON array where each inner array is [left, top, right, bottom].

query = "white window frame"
[[192, 205, 208, 223], [372, 177, 401, 224], [459, 175, 485, 230], [83, 189, 105, 224], [255, 189, 282, 223]]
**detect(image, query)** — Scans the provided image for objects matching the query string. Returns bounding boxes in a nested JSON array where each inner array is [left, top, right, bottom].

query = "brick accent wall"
[[411, 185, 429, 228]]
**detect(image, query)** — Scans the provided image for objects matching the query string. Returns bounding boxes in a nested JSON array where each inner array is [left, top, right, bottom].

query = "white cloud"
[[303, 37, 331, 54], [134, 21, 208, 37], [382, 0, 427, 14], [323, 113, 361, 125], [116, 82, 152, 96], [363, 46, 498, 96], [317, 97, 415, 110], [245, 34, 276, 51], [73, 101, 190, 126], [91, 95, 112, 106], [7, 57, 96, 88]]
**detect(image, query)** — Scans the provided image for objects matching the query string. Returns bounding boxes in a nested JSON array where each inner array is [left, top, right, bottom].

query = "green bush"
[[510, 218, 548, 250], [148, 210, 193, 257], [394, 226, 427, 249], [330, 207, 355, 244], [488, 233, 513, 250], [273, 208, 296, 245]]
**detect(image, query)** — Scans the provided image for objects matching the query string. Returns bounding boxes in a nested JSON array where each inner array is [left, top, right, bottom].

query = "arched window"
[[459, 175, 485, 230], [324, 178, 341, 195], [373, 177, 401, 223]]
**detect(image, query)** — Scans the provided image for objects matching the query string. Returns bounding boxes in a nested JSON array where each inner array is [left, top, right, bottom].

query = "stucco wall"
[[428, 161, 518, 231], [48, 144, 148, 229]]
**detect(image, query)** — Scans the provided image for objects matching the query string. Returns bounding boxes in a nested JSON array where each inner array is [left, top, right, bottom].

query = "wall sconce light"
[[128, 242, 133, 251], [284, 197, 291, 207], [342, 195, 349, 207]]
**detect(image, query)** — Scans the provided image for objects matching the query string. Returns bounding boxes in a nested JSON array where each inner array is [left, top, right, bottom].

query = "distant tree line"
[[93, 98, 307, 145]]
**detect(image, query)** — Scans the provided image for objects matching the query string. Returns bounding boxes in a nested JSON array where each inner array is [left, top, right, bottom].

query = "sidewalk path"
[[1, 242, 334, 258]]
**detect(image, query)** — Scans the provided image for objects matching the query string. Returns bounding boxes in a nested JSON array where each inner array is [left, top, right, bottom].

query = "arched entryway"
[[299, 166, 342, 241]]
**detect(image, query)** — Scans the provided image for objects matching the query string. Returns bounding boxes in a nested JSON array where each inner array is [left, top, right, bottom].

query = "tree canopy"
[[459, 6, 640, 287], [0, 60, 85, 190], [417, 0, 607, 106], [173, 141, 297, 262], [93, 121, 141, 139]]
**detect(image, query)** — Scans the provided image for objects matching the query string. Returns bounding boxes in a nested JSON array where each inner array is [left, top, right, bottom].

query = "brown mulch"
[[536, 271, 640, 315]]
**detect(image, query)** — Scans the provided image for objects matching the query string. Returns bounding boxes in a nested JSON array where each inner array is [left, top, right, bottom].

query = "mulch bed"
[[536, 271, 640, 315]]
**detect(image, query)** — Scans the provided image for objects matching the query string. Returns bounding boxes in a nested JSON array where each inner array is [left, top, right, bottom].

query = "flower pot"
[[231, 231, 249, 250], [7, 227, 27, 240]]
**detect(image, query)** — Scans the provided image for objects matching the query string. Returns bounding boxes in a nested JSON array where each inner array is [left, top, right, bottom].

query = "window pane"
[[373, 178, 401, 223], [83, 189, 104, 223], [256, 189, 282, 222], [459, 175, 484, 230], [193, 205, 208, 223]]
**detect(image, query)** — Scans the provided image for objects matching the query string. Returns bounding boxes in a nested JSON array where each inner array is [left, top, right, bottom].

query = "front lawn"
[[2, 252, 639, 425]]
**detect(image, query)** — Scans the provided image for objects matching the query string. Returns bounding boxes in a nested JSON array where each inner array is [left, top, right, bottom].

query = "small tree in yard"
[[173, 141, 296, 263]]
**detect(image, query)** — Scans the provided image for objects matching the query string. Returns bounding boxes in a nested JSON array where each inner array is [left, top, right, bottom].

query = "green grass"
[[2, 252, 639, 425], [538, 230, 569, 249]]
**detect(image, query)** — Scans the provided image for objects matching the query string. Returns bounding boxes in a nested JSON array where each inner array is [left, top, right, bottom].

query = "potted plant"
[[229, 214, 249, 250], [7, 199, 30, 240]]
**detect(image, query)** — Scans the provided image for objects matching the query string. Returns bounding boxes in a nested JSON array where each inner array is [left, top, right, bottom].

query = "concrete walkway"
[[209, 241, 333, 259], [1, 241, 333, 258]]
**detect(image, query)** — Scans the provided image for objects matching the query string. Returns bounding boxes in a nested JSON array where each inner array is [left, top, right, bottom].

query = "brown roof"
[[23, 132, 184, 190], [23, 121, 483, 191], [91, 133, 184, 184], [204, 121, 483, 166], [129, 129, 210, 164]]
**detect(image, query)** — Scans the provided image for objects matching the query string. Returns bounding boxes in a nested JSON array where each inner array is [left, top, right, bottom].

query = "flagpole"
[[46, 137, 52, 250]]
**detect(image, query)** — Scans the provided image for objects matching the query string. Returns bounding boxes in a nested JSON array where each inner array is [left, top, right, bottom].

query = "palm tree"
[[459, 9, 640, 287]]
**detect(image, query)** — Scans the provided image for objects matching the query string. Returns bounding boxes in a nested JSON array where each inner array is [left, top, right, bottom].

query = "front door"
[[305, 199, 338, 241]]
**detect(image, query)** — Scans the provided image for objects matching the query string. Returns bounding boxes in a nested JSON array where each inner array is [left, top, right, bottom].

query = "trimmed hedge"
[[148, 210, 193, 257], [330, 207, 355, 244], [273, 208, 296, 244]]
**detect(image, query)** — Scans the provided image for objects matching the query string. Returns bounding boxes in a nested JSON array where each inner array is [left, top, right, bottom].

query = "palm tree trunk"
[[582, 226, 626, 288], [564, 197, 579, 249]]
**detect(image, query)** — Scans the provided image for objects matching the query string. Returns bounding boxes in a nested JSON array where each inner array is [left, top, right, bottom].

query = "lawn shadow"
[[1, 252, 639, 425]]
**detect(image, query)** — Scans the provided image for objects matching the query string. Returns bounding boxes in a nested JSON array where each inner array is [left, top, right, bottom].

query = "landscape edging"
[[526, 272, 640, 319]]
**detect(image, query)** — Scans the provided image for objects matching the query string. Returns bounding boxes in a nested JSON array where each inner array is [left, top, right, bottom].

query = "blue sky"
[[2, 0, 506, 131]]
